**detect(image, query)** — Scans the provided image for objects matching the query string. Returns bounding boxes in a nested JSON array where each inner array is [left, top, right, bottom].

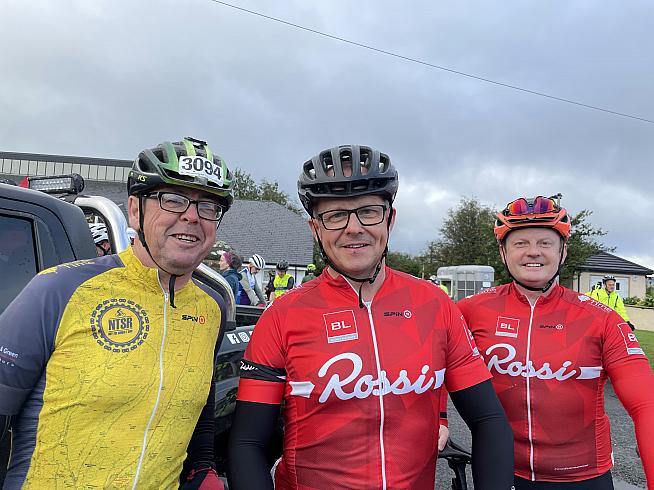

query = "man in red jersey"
[[458, 195, 654, 489], [227, 145, 514, 490]]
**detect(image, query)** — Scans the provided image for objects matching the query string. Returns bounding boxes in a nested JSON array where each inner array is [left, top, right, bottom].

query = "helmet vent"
[[378, 154, 390, 173], [152, 148, 166, 163]]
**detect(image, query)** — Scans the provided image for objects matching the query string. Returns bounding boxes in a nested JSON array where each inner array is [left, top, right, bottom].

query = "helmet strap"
[[137, 195, 180, 308], [501, 238, 566, 294]]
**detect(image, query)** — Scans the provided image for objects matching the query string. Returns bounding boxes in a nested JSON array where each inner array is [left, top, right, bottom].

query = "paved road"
[[436, 382, 646, 489]]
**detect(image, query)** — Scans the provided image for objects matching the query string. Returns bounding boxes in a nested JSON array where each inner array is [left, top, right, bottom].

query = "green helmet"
[[127, 136, 234, 210], [306, 263, 316, 272]]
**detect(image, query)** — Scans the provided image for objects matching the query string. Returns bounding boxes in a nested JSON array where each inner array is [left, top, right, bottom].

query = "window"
[[0, 216, 37, 313]]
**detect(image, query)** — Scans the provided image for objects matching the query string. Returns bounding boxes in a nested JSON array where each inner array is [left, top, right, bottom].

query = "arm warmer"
[[182, 316, 226, 480], [227, 400, 281, 490], [439, 387, 449, 428], [450, 379, 514, 489], [182, 381, 217, 480], [0, 415, 9, 441]]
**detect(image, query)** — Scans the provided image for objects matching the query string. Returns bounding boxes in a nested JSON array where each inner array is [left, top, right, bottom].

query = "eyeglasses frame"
[[143, 191, 225, 222], [314, 204, 389, 230]]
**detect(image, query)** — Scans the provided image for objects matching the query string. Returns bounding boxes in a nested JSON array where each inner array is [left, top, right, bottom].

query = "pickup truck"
[[0, 178, 271, 483]]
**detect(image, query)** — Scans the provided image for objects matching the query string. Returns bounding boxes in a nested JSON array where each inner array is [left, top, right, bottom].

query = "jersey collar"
[[118, 246, 196, 299], [509, 281, 564, 306]]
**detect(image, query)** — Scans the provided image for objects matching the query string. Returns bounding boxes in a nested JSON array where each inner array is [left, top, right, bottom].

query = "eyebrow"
[[160, 190, 217, 201]]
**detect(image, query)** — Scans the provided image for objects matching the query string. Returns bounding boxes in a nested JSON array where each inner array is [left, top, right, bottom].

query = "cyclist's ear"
[[387, 206, 397, 233], [498, 242, 508, 266], [127, 195, 141, 231], [307, 217, 320, 242], [560, 239, 568, 265]]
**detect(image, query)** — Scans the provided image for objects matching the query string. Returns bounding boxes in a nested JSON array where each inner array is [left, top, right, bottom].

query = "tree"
[[232, 169, 259, 200], [311, 240, 327, 275], [385, 251, 422, 276], [422, 197, 501, 279], [423, 197, 612, 287], [232, 168, 302, 214], [560, 209, 613, 286]]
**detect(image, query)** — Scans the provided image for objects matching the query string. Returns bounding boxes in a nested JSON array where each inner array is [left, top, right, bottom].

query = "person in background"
[[301, 263, 317, 284], [89, 222, 111, 256], [264, 270, 276, 303], [458, 194, 654, 489], [587, 275, 635, 330], [271, 260, 294, 300], [429, 275, 449, 295], [238, 254, 267, 306], [218, 251, 242, 299]]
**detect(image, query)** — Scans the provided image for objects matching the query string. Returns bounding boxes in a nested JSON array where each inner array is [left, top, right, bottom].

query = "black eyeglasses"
[[316, 204, 388, 230], [144, 192, 224, 221]]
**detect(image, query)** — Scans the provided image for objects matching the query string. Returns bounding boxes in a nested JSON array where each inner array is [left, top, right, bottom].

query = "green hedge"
[[624, 296, 654, 307]]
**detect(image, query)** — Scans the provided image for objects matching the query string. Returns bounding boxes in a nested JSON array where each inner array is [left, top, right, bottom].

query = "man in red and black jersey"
[[227, 145, 514, 489], [458, 195, 654, 489]]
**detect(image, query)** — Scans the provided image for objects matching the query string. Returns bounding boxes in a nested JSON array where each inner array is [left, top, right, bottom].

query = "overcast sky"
[[2, 0, 653, 270]]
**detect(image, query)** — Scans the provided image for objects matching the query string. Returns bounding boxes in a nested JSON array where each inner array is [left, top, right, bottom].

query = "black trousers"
[[514, 471, 613, 490]]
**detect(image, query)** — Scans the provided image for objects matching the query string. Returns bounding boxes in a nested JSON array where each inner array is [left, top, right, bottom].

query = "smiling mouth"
[[343, 244, 368, 249], [524, 263, 543, 268], [173, 233, 199, 243]]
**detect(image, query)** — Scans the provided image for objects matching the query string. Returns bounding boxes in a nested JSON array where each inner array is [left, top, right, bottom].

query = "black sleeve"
[[227, 400, 281, 490], [1, 415, 10, 441], [182, 308, 226, 477], [182, 381, 217, 481], [287, 277, 295, 289], [450, 379, 514, 489]]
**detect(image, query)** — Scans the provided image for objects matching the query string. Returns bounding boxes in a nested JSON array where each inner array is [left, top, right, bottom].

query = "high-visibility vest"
[[273, 273, 293, 298]]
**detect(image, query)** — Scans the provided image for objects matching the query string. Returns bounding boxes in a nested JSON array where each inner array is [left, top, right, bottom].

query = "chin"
[[165, 257, 202, 275], [517, 276, 551, 288]]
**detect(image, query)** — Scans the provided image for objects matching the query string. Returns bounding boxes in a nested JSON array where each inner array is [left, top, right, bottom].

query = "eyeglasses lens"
[[506, 198, 529, 215], [532, 196, 556, 214], [506, 196, 556, 216]]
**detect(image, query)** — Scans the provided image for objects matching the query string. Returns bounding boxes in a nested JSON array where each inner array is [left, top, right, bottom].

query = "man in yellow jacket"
[[271, 260, 295, 300], [588, 275, 636, 330]]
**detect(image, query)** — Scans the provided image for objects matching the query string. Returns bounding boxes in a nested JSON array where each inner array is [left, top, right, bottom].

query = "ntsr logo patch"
[[90, 299, 149, 353]]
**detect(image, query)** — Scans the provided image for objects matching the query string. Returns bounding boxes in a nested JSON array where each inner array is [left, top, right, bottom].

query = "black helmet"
[[602, 275, 616, 283], [297, 145, 398, 215], [127, 136, 234, 210], [276, 260, 289, 271]]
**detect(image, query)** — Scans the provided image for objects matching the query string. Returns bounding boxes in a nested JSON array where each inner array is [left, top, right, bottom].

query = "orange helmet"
[[494, 195, 571, 242]]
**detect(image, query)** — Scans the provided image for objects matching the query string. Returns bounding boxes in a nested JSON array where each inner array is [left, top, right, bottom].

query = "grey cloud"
[[1, 0, 652, 267]]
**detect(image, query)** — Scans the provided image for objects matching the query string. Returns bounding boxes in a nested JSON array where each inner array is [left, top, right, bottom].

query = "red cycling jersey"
[[237, 268, 490, 490], [458, 283, 654, 485]]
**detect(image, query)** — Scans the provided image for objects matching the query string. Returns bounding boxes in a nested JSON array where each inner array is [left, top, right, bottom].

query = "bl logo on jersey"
[[324, 310, 358, 344], [90, 299, 150, 353], [495, 316, 519, 338], [618, 322, 645, 355]]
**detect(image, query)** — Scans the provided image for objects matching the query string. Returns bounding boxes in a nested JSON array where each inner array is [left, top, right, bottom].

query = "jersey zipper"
[[524, 297, 538, 481], [131, 287, 169, 489], [365, 302, 388, 490]]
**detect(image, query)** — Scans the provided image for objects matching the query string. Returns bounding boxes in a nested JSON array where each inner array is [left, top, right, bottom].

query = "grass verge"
[[635, 329, 654, 371]]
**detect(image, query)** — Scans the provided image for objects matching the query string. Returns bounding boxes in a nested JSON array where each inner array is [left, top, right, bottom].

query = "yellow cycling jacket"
[[588, 287, 630, 322], [0, 247, 225, 489]]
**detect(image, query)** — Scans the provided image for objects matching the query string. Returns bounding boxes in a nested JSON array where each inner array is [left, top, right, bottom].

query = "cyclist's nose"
[[344, 211, 365, 233], [524, 243, 543, 256], [180, 202, 201, 222]]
